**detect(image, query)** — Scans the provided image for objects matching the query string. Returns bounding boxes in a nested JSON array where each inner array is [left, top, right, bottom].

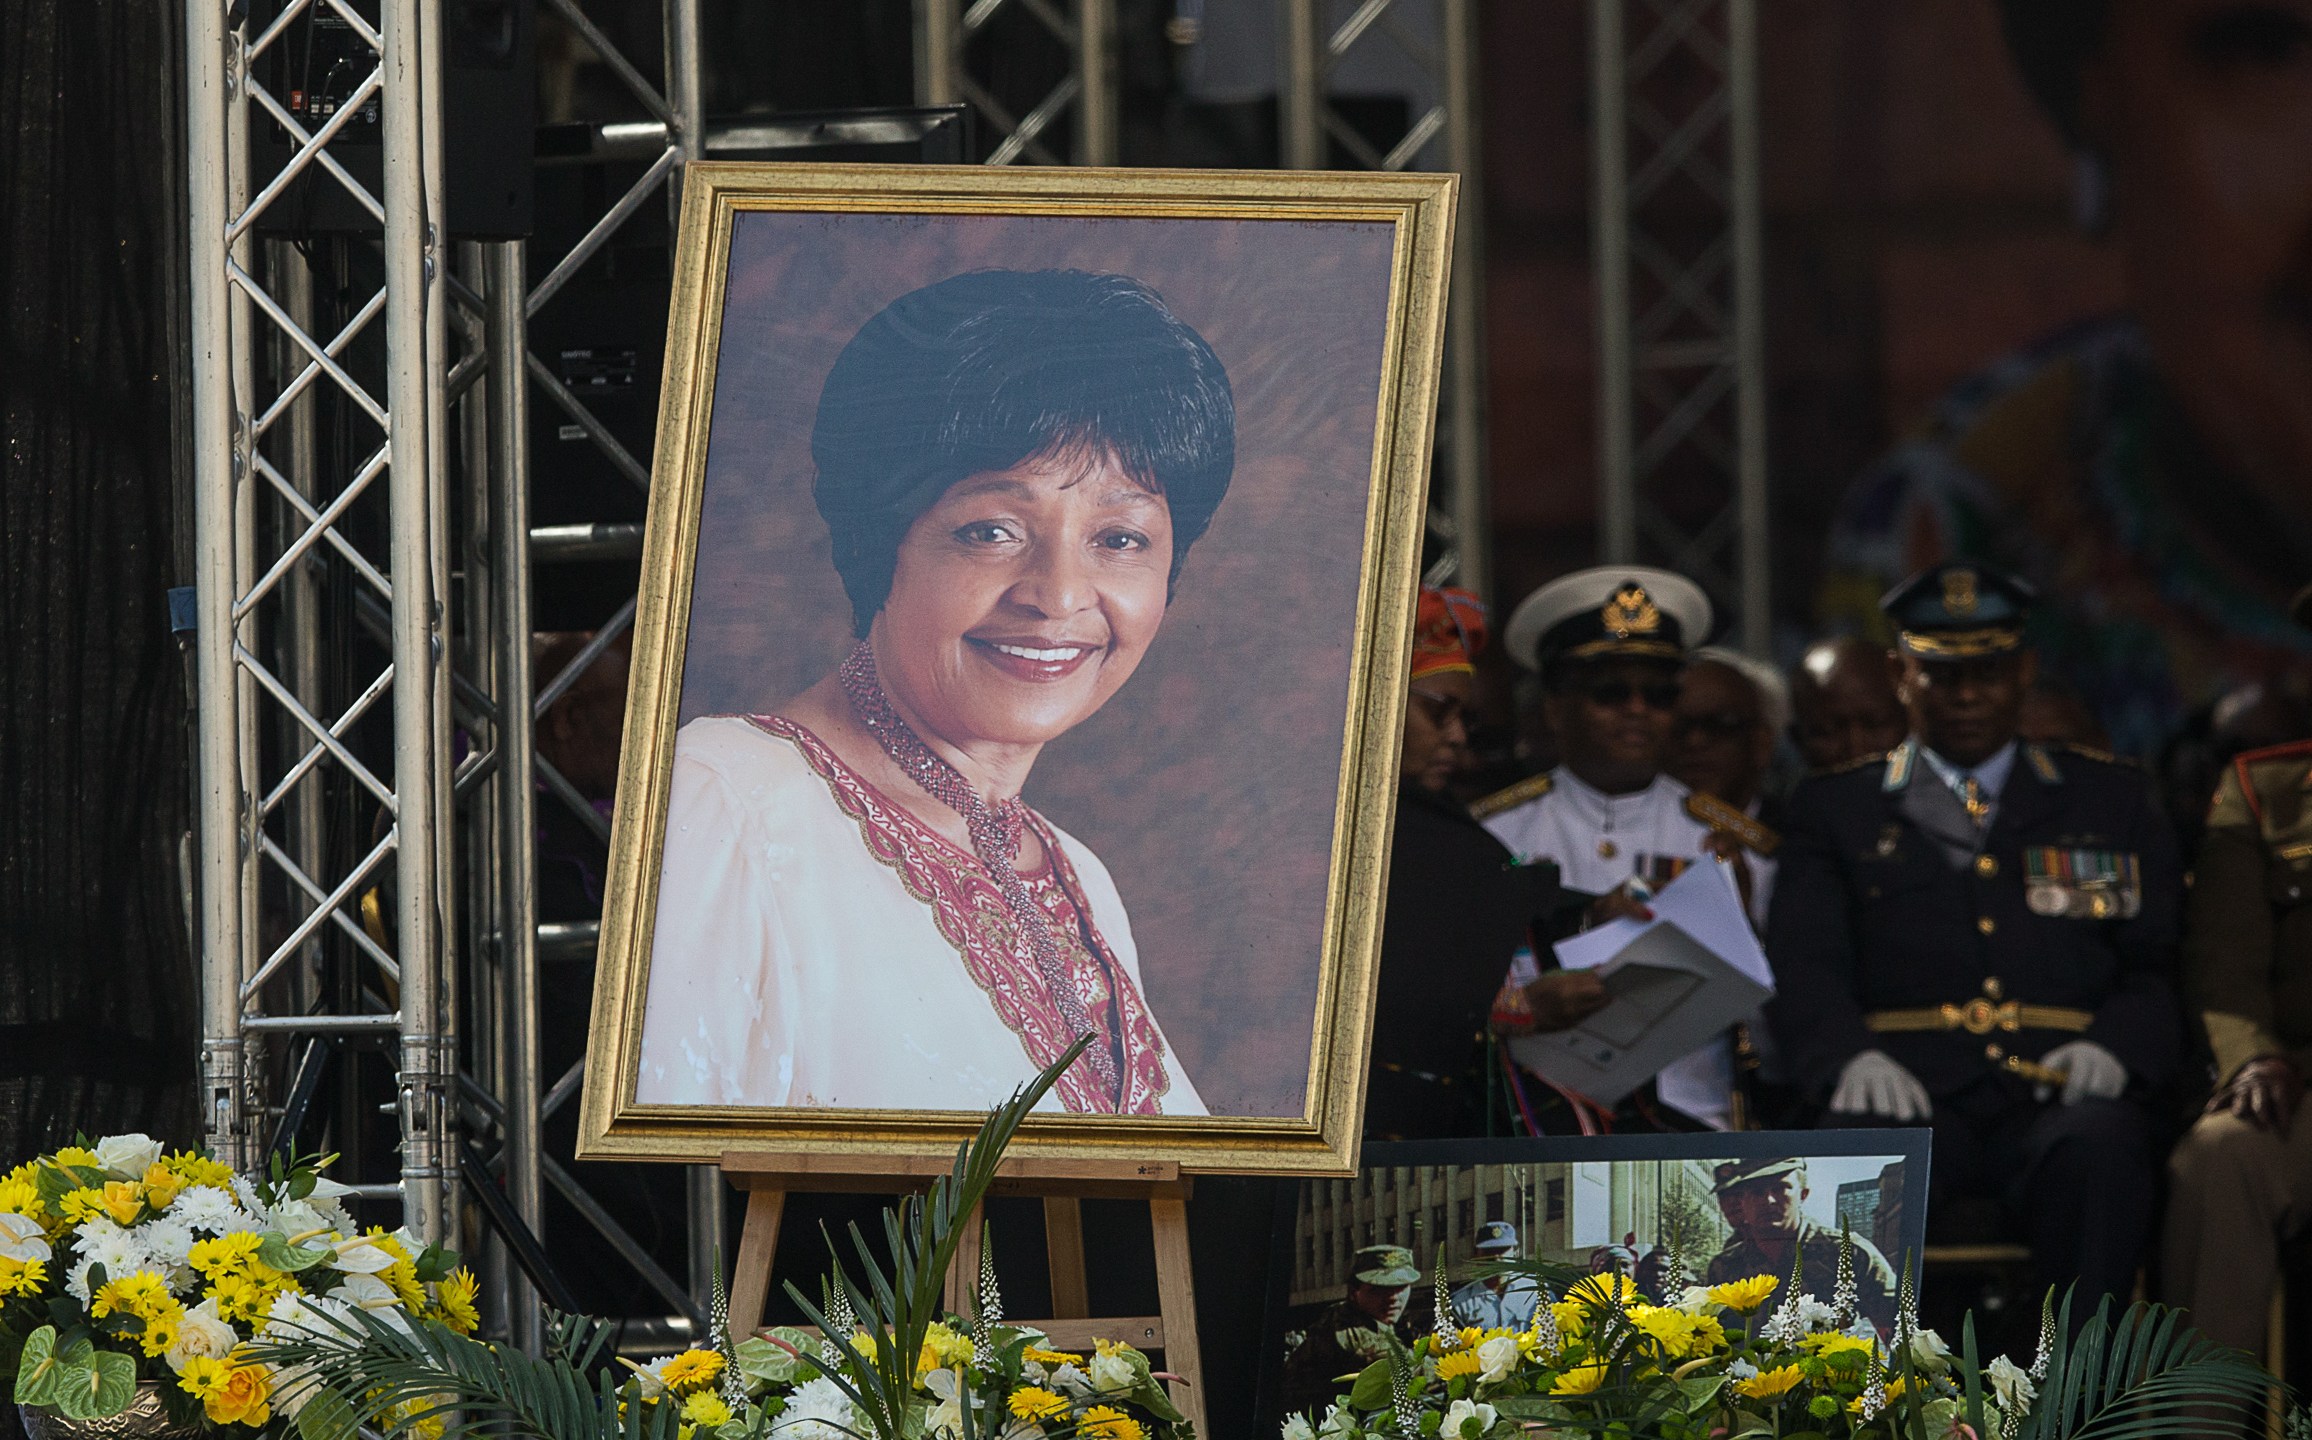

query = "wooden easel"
[[720, 1152, 1206, 1436]]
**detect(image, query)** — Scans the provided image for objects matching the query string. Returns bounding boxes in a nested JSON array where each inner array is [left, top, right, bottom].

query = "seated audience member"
[[1475, 566, 1742, 1131], [1670, 645, 1789, 923], [2157, 677, 2312, 855], [1788, 637, 1909, 773], [1367, 587, 1565, 1140], [2163, 586, 2312, 1361], [1765, 563, 2182, 1327]]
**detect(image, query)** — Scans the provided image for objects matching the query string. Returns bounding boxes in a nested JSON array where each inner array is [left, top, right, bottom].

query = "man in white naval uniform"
[[1474, 566, 1737, 1129]]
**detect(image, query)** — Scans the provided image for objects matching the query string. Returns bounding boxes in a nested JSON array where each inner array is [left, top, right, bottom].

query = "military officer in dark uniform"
[[1763, 563, 2183, 1323], [2163, 584, 2312, 1360], [1277, 1245, 1422, 1419], [1702, 1157, 1898, 1334]]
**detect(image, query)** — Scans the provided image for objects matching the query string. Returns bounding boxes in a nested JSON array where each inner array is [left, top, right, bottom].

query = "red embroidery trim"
[[743, 715, 1173, 1115]]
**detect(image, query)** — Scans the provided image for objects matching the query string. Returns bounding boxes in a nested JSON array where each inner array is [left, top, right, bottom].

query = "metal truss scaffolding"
[[1280, 0, 1488, 602], [1589, 0, 1767, 652], [914, 0, 1118, 165]]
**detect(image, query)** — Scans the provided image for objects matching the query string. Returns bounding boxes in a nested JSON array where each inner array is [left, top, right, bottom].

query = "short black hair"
[[1996, 0, 2112, 145], [811, 268, 1236, 636]]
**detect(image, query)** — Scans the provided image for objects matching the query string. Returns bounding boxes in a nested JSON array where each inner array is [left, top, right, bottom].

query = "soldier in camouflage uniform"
[[1278, 1245, 1421, 1419], [1702, 1157, 1897, 1334]]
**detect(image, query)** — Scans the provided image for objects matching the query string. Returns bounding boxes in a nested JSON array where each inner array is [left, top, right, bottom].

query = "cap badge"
[[1602, 584, 1662, 638], [1942, 568, 1980, 617]]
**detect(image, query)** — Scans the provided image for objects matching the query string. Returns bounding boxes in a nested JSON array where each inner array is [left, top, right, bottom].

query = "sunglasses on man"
[[1580, 679, 1681, 710]]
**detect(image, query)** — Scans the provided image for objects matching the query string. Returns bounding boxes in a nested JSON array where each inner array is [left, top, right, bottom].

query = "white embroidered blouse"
[[633, 714, 1206, 1116]]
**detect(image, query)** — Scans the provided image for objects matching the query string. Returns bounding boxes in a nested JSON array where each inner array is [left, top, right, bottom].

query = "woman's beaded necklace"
[[838, 640, 1120, 1100]]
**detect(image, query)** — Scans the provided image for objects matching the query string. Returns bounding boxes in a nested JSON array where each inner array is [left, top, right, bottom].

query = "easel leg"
[[946, 1201, 987, 1316], [1149, 1194, 1206, 1437], [728, 1189, 785, 1341], [1044, 1197, 1090, 1318]]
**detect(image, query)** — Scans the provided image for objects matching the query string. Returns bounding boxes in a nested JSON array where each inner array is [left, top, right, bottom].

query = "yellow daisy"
[[657, 1349, 724, 1395], [1023, 1346, 1084, 1366], [177, 1356, 232, 1401], [431, 1269, 482, 1337], [1733, 1363, 1805, 1400], [1707, 1275, 1778, 1314], [681, 1392, 732, 1428], [1550, 1363, 1608, 1396], [1434, 1350, 1482, 1382], [1007, 1386, 1070, 1422], [1076, 1406, 1144, 1440]]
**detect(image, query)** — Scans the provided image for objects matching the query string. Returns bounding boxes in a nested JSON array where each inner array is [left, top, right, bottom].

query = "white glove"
[[2038, 1039, 2126, 1104], [1829, 1049, 1933, 1121]]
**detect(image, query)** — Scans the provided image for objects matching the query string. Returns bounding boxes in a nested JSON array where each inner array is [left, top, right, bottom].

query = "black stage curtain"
[[0, 0, 198, 1162]]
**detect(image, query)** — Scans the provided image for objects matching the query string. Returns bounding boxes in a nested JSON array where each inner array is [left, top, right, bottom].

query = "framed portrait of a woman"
[[579, 163, 1454, 1175]]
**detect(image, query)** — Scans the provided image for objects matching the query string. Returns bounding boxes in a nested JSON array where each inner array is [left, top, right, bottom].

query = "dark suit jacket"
[[1763, 741, 2184, 1100]]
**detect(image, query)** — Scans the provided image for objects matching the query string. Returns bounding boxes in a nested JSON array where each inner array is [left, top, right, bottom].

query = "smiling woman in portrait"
[[634, 269, 1233, 1116]]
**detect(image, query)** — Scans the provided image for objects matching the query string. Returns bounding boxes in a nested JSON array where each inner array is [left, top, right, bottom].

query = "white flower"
[[1088, 1348, 1136, 1393], [1987, 1355, 2037, 1415], [1280, 1415, 1316, 1440], [770, 1376, 859, 1440], [229, 1176, 266, 1215], [166, 1299, 242, 1373], [305, 1178, 357, 1233], [1440, 1399, 1498, 1438], [1050, 1362, 1094, 1398], [326, 1232, 399, 1275], [169, 1186, 254, 1236], [1019, 1358, 1049, 1385], [1317, 1403, 1359, 1440], [265, 1290, 359, 1348], [999, 1425, 1047, 1440], [1673, 1284, 1714, 1314], [0, 1212, 52, 1263], [923, 1367, 981, 1437], [137, 1216, 196, 1280], [1795, 1296, 1837, 1331], [94, 1135, 163, 1181], [629, 1356, 675, 1399], [266, 1199, 331, 1238], [69, 1217, 144, 1298], [1909, 1326, 1952, 1373], [270, 1362, 322, 1419], [1726, 1357, 1759, 1380], [1476, 1333, 1521, 1383]]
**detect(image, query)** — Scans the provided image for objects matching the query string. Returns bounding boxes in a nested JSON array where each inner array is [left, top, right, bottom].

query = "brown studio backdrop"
[[669, 209, 1400, 1116]]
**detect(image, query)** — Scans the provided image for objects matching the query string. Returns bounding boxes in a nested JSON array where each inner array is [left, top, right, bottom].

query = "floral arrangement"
[[1288, 1237, 2270, 1440], [0, 1135, 472, 1430]]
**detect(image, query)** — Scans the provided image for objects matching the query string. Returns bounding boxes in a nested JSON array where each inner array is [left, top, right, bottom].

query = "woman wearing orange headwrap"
[[1366, 588, 1575, 1140]]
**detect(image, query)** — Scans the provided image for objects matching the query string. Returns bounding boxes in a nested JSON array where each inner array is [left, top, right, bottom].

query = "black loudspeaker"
[[249, 0, 536, 238]]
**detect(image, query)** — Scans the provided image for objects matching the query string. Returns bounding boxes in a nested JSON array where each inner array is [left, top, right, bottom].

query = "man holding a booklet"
[[1764, 563, 2183, 1327]]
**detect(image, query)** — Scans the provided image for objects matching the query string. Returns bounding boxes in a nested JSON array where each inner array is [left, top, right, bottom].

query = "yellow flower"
[[431, 1268, 481, 1336], [919, 1321, 975, 1375], [0, 1177, 41, 1217], [140, 1307, 183, 1359], [1007, 1386, 1071, 1422], [204, 1363, 273, 1428], [0, 1256, 46, 1298], [657, 1349, 724, 1395], [1434, 1350, 1482, 1382], [57, 1189, 106, 1224], [50, 1148, 101, 1171], [1707, 1275, 1778, 1314], [164, 1152, 237, 1190], [189, 1233, 263, 1279], [1800, 1332, 1876, 1359], [1733, 1363, 1805, 1400], [206, 1273, 272, 1326], [177, 1356, 232, 1401], [1626, 1305, 1695, 1358], [1685, 1315, 1727, 1356], [1550, 1363, 1608, 1396], [1566, 1274, 1638, 1308], [98, 1182, 145, 1227], [1076, 1405, 1144, 1440], [1848, 1377, 1910, 1413], [1023, 1346, 1084, 1366], [680, 1392, 732, 1428], [92, 1271, 171, 1320], [1548, 1299, 1587, 1339], [140, 1164, 188, 1212]]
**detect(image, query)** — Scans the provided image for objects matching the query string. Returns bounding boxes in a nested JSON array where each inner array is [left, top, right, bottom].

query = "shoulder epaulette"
[[2229, 740, 2312, 826], [2235, 738, 2312, 768], [1810, 749, 1891, 779], [1470, 772, 1552, 821], [1881, 741, 1916, 793], [2053, 740, 2141, 770], [1685, 792, 1781, 856]]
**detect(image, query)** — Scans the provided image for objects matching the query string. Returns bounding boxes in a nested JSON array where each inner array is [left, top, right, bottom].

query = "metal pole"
[[1076, 0, 1118, 166], [1589, 0, 1635, 563], [665, 0, 703, 215], [189, 0, 249, 1172], [384, 0, 449, 1248], [1280, 0, 1322, 169], [914, 0, 959, 108], [688, 1169, 728, 1319], [488, 240, 545, 1353], [1727, 0, 1769, 655], [1441, 0, 1488, 603], [276, 243, 327, 1017]]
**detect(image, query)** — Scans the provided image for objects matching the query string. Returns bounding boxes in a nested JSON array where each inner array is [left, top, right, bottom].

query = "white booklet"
[[1506, 856, 1774, 1108]]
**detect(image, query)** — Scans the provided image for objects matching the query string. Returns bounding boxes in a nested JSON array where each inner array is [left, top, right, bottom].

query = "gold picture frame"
[[578, 162, 1456, 1176]]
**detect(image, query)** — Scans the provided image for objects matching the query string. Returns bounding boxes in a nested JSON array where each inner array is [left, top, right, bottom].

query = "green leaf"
[[734, 1332, 819, 1387], [1345, 1358, 1392, 1411], [258, 1233, 331, 1273], [294, 1384, 361, 1440], [412, 1243, 457, 1285], [14, 1325, 59, 1406], [289, 1171, 317, 1203]]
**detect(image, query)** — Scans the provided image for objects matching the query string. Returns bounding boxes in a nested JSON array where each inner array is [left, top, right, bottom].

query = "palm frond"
[[2021, 1289, 2276, 1440]]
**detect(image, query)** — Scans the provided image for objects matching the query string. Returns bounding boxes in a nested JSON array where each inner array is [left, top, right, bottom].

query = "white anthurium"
[[165, 1299, 241, 1373], [1279, 1415, 1316, 1440], [923, 1366, 977, 1435], [0, 1211, 52, 1263], [1987, 1355, 2037, 1415], [266, 1199, 331, 1239], [333, 1270, 412, 1332], [1476, 1333, 1521, 1383], [1440, 1399, 1498, 1438], [1673, 1285, 1714, 1315], [327, 1231, 400, 1275], [94, 1134, 164, 1181], [267, 1290, 361, 1350], [1088, 1348, 1136, 1394], [1316, 1403, 1358, 1440]]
